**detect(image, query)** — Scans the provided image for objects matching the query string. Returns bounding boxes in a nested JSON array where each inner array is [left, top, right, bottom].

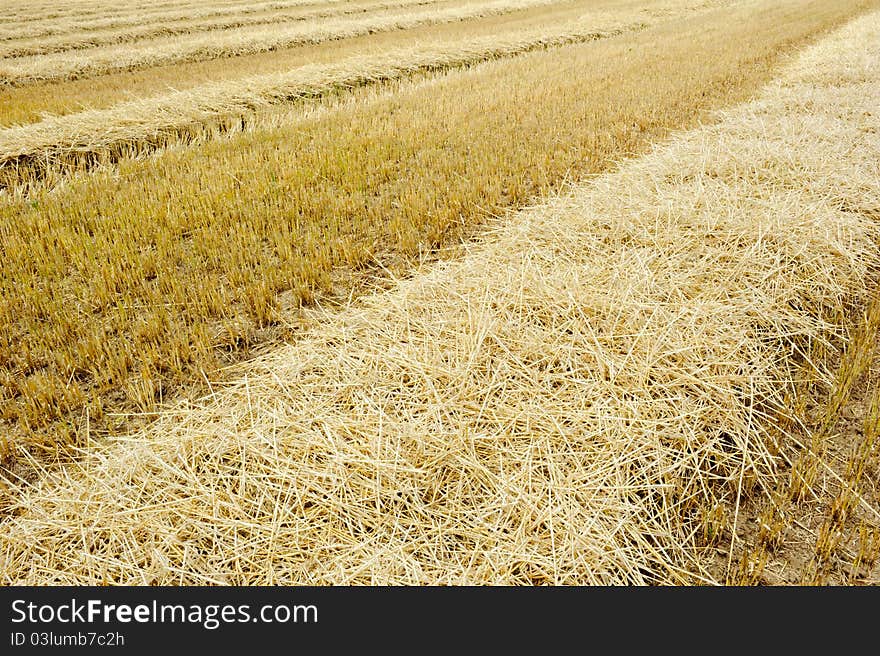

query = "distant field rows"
[[1, 0, 873, 459], [0, 0, 312, 26], [0, 0, 352, 39], [0, 5, 676, 190], [0, 0, 562, 85], [0, 0, 442, 58], [0, 0, 651, 126]]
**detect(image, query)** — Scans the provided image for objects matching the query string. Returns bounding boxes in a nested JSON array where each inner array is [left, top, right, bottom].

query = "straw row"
[[0, 0, 711, 129], [0, 0, 566, 86], [0, 0, 328, 28], [0, 16, 642, 191], [0, 0, 441, 58]]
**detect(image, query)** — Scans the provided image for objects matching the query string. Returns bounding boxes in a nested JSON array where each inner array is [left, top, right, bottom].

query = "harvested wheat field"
[[1, 0, 879, 586]]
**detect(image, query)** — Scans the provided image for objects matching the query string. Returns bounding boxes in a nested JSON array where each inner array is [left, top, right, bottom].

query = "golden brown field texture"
[[1, 6, 877, 584], [1, 0, 877, 464], [0, 0, 701, 128], [0, 0, 568, 86], [0, 0, 719, 190], [0, 0, 442, 57], [2, 0, 343, 27]]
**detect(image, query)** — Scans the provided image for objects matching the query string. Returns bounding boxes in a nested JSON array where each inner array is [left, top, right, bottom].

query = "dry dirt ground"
[[714, 335, 880, 585]]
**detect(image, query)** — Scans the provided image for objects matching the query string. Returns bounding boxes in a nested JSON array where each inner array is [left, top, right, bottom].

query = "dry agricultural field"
[[1, 0, 879, 585]]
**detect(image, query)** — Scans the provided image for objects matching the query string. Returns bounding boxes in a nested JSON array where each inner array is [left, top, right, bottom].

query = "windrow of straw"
[[0, 0, 699, 127], [0, 0, 442, 58], [1, 8, 878, 585], [0, 0, 361, 42], [0, 13, 649, 191], [0, 0, 568, 86], [0, 0, 344, 26]]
